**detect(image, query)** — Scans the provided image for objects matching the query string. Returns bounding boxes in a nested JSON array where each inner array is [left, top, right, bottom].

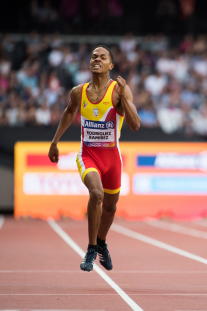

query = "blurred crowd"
[[1, 32, 207, 137]]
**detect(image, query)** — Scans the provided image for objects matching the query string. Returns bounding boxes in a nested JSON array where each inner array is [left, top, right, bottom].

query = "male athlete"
[[48, 45, 141, 272]]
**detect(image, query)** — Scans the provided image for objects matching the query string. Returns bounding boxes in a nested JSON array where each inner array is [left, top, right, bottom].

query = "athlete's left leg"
[[96, 192, 119, 270], [98, 191, 120, 240]]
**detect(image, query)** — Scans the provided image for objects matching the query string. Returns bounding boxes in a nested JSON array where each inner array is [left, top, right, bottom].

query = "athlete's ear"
[[109, 63, 114, 71]]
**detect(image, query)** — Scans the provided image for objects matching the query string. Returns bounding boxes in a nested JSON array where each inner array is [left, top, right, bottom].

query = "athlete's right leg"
[[84, 171, 104, 246]]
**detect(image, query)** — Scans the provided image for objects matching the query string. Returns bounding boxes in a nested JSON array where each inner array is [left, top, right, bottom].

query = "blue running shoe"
[[98, 244, 113, 270], [80, 249, 97, 272]]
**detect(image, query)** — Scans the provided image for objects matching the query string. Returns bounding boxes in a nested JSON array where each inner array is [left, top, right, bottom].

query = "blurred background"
[[1, 0, 207, 217]]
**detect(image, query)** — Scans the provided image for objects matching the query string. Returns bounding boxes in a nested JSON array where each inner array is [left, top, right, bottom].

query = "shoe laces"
[[98, 245, 111, 261]]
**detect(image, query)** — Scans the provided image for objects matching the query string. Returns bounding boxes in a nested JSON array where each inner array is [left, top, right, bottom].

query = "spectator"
[[6, 92, 20, 126], [0, 73, 9, 92], [17, 101, 27, 126], [126, 68, 140, 95], [193, 52, 207, 78], [0, 105, 8, 126], [157, 106, 184, 133], [21, 62, 39, 98], [145, 70, 167, 96], [180, 83, 197, 108], [76, 44, 90, 62], [193, 35, 207, 54], [138, 100, 158, 128], [48, 71, 61, 93], [0, 61, 11, 78], [26, 30, 40, 55], [51, 32, 63, 49], [35, 100, 51, 125], [73, 62, 91, 85], [26, 102, 37, 125], [156, 51, 174, 75], [173, 52, 189, 82], [190, 102, 207, 135], [42, 70, 62, 107], [180, 34, 194, 53], [135, 85, 152, 109], [48, 47, 63, 67], [63, 45, 79, 75], [50, 103, 62, 126], [152, 34, 168, 52], [120, 33, 136, 56]]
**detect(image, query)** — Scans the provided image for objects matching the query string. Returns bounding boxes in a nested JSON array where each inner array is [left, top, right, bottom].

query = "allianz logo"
[[155, 152, 207, 171]]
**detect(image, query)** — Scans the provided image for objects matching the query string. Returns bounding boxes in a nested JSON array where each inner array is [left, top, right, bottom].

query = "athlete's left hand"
[[117, 76, 126, 96]]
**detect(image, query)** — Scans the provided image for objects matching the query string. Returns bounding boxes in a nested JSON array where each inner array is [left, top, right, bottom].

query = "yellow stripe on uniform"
[[104, 187, 121, 194], [82, 168, 100, 183], [76, 153, 83, 176]]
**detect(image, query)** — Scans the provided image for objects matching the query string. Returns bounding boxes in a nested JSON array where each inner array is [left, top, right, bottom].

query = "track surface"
[[1, 216, 207, 311]]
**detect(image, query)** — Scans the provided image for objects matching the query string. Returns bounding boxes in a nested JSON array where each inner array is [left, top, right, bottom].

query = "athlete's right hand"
[[48, 143, 59, 163]]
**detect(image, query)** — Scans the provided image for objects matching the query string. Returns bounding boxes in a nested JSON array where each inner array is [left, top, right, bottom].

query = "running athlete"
[[48, 45, 141, 272]]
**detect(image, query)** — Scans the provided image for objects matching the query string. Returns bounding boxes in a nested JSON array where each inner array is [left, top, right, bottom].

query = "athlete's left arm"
[[116, 76, 141, 131]]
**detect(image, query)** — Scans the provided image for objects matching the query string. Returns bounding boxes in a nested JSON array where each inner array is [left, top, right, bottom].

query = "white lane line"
[[111, 223, 207, 265], [145, 219, 207, 239], [48, 219, 144, 311], [194, 220, 207, 228], [1, 270, 207, 273], [0, 216, 4, 229]]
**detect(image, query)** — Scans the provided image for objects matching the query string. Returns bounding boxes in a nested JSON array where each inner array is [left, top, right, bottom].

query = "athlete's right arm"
[[48, 85, 82, 163]]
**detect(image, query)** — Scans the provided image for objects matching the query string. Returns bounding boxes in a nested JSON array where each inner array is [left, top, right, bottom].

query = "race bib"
[[83, 120, 115, 147]]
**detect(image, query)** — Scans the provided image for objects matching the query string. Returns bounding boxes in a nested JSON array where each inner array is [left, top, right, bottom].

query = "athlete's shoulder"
[[70, 84, 85, 104], [71, 84, 84, 97]]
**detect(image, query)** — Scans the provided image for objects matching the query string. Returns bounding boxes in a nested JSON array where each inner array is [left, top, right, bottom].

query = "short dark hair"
[[93, 45, 114, 63]]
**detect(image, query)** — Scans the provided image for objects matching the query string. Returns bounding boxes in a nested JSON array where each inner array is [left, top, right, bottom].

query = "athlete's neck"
[[90, 74, 111, 91]]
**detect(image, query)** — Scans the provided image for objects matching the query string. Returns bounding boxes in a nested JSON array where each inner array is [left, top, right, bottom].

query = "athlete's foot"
[[98, 244, 113, 270], [80, 249, 97, 272]]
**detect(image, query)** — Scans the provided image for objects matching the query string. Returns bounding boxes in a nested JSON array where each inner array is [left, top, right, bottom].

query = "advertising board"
[[15, 142, 207, 220]]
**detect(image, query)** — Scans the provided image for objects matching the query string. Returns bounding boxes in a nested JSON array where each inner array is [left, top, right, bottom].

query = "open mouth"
[[93, 64, 101, 69]]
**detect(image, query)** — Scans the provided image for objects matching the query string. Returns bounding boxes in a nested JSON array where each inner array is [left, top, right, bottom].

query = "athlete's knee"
[[103, 203, 116, 216], [90, 188, 104, 204]]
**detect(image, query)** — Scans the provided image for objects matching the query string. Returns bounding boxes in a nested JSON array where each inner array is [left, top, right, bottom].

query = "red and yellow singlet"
[[76, 80, 124, 194]]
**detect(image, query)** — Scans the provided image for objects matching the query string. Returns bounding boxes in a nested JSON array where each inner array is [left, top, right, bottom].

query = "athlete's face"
[[89, 47, 114, 74]]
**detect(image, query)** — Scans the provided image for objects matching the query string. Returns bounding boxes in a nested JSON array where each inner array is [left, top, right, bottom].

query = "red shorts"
[[76, 144, 122, 194]]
